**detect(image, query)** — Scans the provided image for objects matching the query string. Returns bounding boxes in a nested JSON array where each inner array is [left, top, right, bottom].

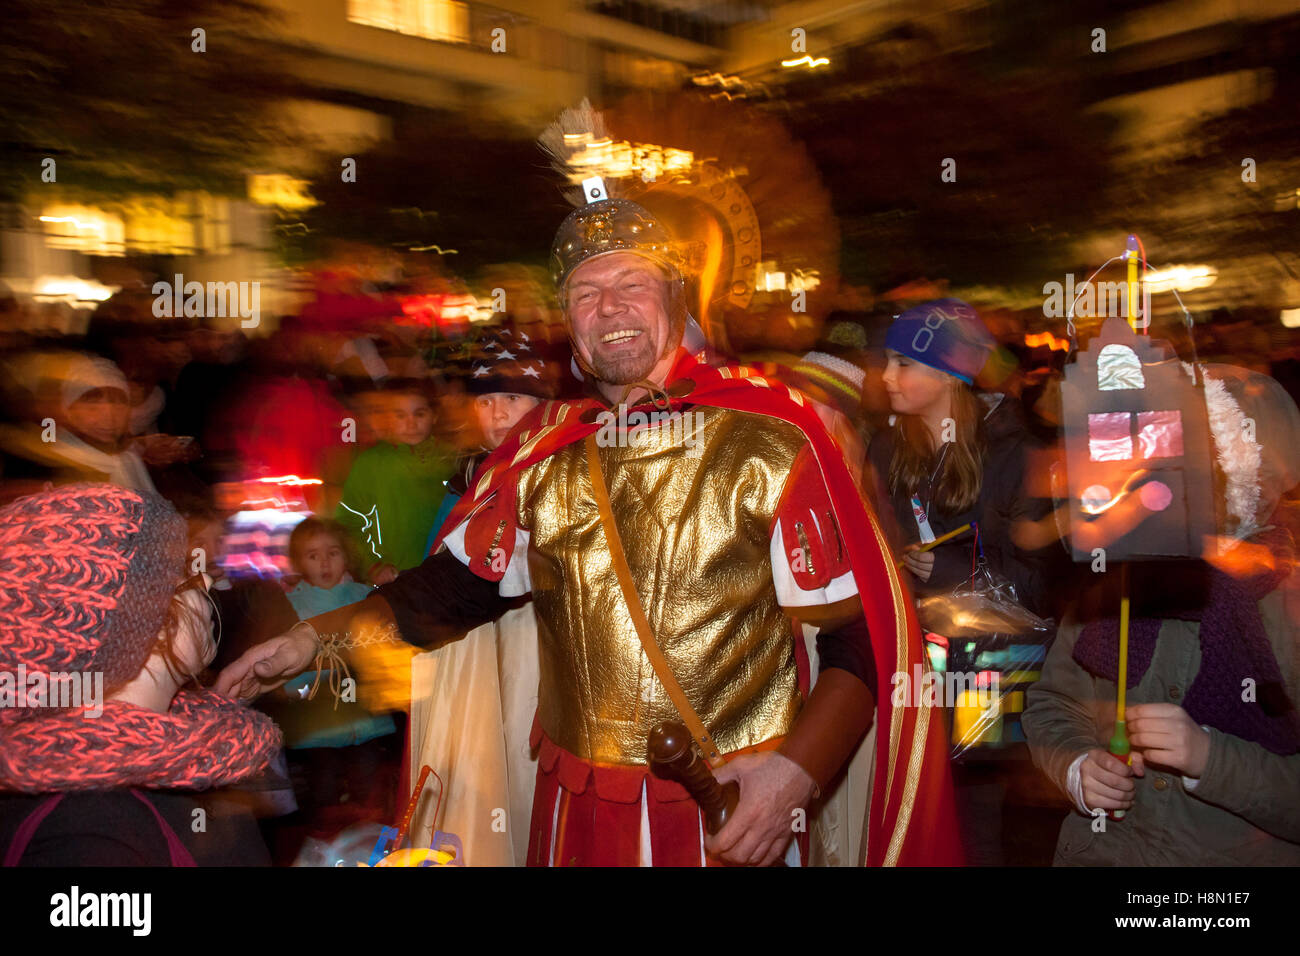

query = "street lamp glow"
[[1143, 265, 1217, 293]]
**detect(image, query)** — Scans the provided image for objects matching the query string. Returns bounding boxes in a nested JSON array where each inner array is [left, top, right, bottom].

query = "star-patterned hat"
[[462, 325, 557, 399]]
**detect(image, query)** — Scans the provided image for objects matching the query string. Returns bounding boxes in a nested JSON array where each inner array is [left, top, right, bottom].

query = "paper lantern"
[[1060, 315, 1216, 561]]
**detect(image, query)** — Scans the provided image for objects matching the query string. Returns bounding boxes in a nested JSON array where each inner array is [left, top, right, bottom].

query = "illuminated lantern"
[[1060, 315, 1216, 561]]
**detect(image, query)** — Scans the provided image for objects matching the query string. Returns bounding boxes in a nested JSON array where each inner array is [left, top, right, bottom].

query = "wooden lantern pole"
[[1108, 234, 1142, 819]]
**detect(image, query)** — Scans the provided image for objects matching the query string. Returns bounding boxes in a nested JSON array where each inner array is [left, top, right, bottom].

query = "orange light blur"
[[1025, 331, 1070, 352]]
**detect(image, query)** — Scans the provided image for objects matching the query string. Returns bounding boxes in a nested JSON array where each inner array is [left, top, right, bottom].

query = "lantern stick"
[[896, 523, 973, 567], [1125, 234, 1140, 333], [1109, 561, 1132, 819]]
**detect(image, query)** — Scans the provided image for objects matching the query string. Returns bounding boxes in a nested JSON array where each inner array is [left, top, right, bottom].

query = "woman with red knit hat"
[[0, 483, 281, 865]]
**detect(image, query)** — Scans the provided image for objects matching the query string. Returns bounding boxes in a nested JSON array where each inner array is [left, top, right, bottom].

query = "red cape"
[[433, 350, 962, 866]]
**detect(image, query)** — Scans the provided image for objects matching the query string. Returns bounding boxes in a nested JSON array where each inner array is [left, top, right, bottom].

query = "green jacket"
[[1023, 583, 1300, 866], [335, 437, 455, 577]]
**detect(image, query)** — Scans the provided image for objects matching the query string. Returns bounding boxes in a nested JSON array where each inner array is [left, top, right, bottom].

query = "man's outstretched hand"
[[215, 623, 319, 702], [705, 751, 816, 867]]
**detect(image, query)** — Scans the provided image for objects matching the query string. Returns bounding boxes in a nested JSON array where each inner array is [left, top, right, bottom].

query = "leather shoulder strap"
[[129, 790, 197, 867], [583, 434, 724, 769], [3, 794, 64, 867]]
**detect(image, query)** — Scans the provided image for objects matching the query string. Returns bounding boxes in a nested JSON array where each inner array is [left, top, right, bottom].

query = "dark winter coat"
[[866, 393, 1060, 619], [0, 789, 270, 866]]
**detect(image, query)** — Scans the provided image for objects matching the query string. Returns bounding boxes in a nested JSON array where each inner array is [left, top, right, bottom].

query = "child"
[[410, 326, 555, 865], [0, 352, 155, 494], [276, 518, 397, 825], [424, 387, 546, 552], [867, 299, 1058, 619], [1023, 364, 1300, 865], [286, 517, 373, 618], [335, 380, 454, 585]]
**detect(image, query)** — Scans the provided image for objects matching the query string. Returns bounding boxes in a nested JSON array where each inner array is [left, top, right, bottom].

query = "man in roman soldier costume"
[[219, 187, 961, 866]]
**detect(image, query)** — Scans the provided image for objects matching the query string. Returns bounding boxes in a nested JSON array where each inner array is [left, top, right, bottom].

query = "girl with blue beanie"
[[866, 298, 1062, 865], [867, 298, 1057, 618]]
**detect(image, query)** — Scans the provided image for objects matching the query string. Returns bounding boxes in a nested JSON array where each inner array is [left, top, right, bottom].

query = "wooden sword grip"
[[647, 720, 739, 835]]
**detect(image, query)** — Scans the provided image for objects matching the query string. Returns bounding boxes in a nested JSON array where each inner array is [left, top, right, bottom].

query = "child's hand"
[[901, 548, 935, 582], [1127, 703, 1210, 778], [368, 563, 398, 585], [1080, 748, 1139, 811]]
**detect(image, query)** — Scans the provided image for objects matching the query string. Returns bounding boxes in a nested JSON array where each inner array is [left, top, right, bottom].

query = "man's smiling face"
[[565, 252, 680, 389]]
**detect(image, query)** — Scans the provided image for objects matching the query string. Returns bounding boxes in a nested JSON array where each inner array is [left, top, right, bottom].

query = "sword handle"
[[647, 720, 739, 835]]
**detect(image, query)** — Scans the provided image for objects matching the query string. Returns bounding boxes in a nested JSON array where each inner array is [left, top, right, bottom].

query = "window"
[[348, 0, 470, 44], [1097, 344, 1144, 390], [1088, 409, 1184, 462], [1137, 410, 1183, 459], [1088, 412, 1132, 461]]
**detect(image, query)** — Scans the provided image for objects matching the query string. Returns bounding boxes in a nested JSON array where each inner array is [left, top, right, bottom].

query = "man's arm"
[[215, 549, 509, 701], [707, 614, 875, 866], [781, 615, 876, 790], [374, 548, 512, 648]]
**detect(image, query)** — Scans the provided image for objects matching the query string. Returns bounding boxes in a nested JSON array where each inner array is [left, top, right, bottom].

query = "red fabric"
[[525, 723, 797, 867], [775, 445, 852, 589], [0, 484, 188, 706], [436, 351, 962, 866], [231, 377, 350, 479], [460, 472, 520, 580]]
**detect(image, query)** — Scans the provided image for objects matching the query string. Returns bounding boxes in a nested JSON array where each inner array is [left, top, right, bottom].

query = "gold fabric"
[[518, 404, 808, 765]]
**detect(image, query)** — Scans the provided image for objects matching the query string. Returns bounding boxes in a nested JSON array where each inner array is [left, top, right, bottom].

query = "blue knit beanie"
[[885, 298, 995, 384]]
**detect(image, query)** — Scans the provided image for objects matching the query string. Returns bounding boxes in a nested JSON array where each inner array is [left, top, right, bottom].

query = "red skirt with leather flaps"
[[524, 717, 806, 867]]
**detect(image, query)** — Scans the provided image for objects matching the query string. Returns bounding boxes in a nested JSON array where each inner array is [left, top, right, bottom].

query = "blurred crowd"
[[2, 250, 1298, 867]]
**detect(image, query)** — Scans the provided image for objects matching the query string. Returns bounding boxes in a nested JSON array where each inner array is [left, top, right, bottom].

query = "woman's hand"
[[1079, 747, 1140, 811], [902, 548, 935, 582], [1128, 703, 1211, 778]]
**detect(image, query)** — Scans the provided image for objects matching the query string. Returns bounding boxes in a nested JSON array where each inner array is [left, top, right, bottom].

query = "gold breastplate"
[[517, 404, 807, 765]]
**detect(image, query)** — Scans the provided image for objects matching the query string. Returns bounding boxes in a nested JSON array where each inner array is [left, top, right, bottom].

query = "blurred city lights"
[[32, 276, 119, 307], [1143, 264, 1218, 293], [781, 55, 830, 69]]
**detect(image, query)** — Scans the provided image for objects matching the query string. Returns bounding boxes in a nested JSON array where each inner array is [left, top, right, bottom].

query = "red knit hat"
[[0, 483, 188, 711]]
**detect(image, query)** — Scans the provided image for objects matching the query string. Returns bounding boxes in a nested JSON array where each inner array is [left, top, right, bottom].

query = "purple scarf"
[[1074, 527, 1300, 756]]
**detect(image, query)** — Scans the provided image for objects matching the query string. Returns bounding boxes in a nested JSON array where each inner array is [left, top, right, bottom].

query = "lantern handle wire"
[[1065, 254, 1126, 346], [1064, 247, 1204, 388]]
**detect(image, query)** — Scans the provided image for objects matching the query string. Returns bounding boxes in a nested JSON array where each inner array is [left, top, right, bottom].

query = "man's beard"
[[589, 336, 659, 385]]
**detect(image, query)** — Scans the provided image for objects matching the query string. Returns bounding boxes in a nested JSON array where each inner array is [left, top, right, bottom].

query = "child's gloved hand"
[[1080, 748, 1140, 811], [1127, 703, 1211, 779], [368, 563, 398, 585]]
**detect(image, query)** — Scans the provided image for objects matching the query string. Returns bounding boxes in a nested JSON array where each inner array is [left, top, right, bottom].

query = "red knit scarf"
[[0, 689, 281, 793]]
